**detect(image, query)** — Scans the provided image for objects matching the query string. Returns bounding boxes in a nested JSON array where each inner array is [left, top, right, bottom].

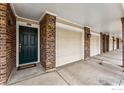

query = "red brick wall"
[[0, 3, 16, 85], [6, 4, 16, 82]]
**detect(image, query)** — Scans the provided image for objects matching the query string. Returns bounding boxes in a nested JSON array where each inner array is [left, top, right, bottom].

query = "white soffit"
[[12, 3, 124, 38]]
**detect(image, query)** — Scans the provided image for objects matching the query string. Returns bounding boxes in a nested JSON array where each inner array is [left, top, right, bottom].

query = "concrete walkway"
[[10, 49, 123, 85], [93, 49, 122, 66]]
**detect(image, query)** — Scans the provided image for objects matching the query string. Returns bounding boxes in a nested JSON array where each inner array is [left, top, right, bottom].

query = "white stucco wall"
[[90, 33, 100, 56], [109, 36, 113, 51], [56, 23, 83, 67]]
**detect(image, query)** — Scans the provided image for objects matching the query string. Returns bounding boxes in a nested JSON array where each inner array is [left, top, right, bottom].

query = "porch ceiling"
[[12, 3, 124, 38]]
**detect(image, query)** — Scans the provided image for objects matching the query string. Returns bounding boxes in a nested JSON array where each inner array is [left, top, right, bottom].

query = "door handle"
[[19, 44, 21, 52]]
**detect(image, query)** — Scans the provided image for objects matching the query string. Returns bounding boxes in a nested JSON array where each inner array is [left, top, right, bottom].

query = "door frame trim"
[[16, 21, 40, 67]]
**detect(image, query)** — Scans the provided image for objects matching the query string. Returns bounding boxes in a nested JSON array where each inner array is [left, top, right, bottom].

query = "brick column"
[[116, 38, 119, 49], [84, 27, 90, 59], [100, 32, 103, 54], [40, 13, 56, 71], [104, 34, 107, 52], [103, 34, 106, 53], [100, 33, 109, 53], [112, 36, 115, 50], [0, 4, 16, 85], [106, 35, 109, 52], [121, 17, 124, 66]]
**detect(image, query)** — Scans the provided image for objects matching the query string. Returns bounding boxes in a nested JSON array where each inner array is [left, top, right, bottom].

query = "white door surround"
[[16, 20, 40, 67]]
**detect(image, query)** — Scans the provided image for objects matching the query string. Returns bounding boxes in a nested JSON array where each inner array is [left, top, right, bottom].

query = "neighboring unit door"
[[19, 26, 38, 65]]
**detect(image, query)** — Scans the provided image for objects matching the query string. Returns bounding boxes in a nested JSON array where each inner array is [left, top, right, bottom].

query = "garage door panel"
[[90, 35, 100, 56], [56, 27, 83, 67]]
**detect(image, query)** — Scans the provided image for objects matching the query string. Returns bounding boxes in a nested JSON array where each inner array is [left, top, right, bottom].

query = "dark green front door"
[[19, 26, 38, 65]]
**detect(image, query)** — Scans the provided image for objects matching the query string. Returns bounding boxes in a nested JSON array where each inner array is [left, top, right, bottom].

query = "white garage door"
[[114, 39, 117, 50], [90, 34, 100, 56], [56, 24, 83, 67], [119, 39, 122, 49], [109, 37, 113, 51]]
